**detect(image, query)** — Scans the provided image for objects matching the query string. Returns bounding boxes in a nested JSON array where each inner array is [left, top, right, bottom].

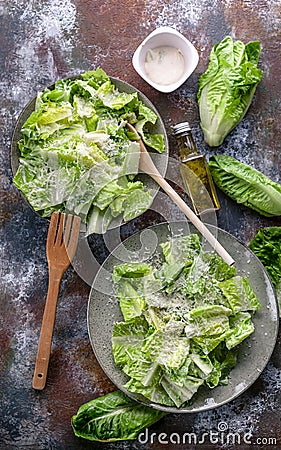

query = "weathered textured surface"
[[0, 0, 280, 448]]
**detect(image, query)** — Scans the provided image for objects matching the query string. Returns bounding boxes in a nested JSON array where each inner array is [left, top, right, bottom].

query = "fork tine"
[[47, 212, 60, 244], [66, 215, 81, 261], [63, 214, 73, 247], [55, 212, 65, 245]]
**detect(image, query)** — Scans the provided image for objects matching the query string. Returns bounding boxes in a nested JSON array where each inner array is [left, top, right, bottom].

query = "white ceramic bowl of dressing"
[[132, 26, 199, 93]]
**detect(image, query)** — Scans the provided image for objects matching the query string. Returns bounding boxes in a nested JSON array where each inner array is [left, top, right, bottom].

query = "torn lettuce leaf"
[[160, 374, 202, 408], [158, 234, 201, 290], [115, 280, 147, 322], [111, 234, 261, 408], [161, 234, 201, 265], [218, 276, 262, 313], [13, 68, 165, 232], [157, 336, 190, 370], [122, 188, 154, 222], [112, 317, 149, 366], [125, 377, 175, 407], [112, 262, 152, 282], [225, 312, 255, 350], [187, 305, 232, 336]]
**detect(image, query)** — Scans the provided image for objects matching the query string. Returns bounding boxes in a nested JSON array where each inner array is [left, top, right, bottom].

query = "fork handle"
[[32, 270, 63, 390], [151, 172, 235, 266]]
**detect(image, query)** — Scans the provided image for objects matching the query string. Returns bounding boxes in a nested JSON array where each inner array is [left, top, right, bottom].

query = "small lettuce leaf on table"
[[197, 36, 262, 147], [209, 155, 281, 217]]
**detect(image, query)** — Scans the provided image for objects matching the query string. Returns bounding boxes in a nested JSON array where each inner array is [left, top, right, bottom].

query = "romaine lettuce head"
[[71, 390, 166, 442], [198, 36, 262, 147]]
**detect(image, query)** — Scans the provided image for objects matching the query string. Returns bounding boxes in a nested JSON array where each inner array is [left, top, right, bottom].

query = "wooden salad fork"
[[32, 212, 81, 390], [126, 123, 234, 266]]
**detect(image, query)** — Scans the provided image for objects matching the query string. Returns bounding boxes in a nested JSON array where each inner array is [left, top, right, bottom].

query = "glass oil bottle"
[[173, 122, 220, 215]]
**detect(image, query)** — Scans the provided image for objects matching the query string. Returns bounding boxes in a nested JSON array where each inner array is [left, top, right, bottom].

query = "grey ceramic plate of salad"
[[87, 221, 279, 413], [11, 68, 168, 234]]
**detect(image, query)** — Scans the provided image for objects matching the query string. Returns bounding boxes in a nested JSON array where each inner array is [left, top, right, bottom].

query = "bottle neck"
[[175, 131, 199, 160]]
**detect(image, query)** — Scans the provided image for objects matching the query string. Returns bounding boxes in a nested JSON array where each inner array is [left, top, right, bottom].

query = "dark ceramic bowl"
[[11, 75, 169, 232], [87, 221, 279, 413]]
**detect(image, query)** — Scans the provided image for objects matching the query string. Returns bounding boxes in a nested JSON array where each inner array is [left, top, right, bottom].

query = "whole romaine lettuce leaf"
[[197, 36, 263, 146], [209, 155, 281, 217], [71, 390, 166, 442]]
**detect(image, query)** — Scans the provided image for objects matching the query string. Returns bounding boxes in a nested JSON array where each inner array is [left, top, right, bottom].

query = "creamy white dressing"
[[144, 46, 185, 86]]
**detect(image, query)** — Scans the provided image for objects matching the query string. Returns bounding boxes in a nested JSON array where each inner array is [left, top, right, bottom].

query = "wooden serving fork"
[[32, 212, 81, 390]]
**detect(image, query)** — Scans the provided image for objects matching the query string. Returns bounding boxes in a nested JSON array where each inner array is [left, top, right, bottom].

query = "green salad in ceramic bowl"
[[87, 222, 279, 415], [11, 68, 168, 233]]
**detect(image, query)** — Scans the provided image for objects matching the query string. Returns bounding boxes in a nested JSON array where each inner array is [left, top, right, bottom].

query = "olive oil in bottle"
[[173, 122, 220, 215]]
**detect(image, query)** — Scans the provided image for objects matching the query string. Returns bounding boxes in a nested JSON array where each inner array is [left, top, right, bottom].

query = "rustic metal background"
[[1, 0, 280, 448]]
